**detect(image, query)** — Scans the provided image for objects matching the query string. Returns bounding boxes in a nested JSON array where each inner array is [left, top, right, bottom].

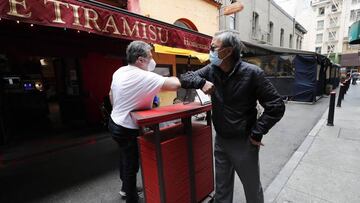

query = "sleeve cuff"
[[198, 79, 206, 89], [251, 133, 263, 142]]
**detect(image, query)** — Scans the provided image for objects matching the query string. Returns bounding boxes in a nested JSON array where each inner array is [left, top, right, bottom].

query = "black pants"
[[352, 78, 357, 85], [108, 118, 139, 203], [214, 135, 263, 203]]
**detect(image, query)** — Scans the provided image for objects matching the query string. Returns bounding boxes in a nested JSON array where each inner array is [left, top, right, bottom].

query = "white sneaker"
[[119, 187, 142, 197], [119, 190, 126, 197]]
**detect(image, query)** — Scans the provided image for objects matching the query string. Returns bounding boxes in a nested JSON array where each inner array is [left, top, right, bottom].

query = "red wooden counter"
[[131, 102, 214, 203]]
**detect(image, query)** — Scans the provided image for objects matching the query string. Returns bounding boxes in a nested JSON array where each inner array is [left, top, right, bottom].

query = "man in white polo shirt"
[[108, 40, 180, 203]]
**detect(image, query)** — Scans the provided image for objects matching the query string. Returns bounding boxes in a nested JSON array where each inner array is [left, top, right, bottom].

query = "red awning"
[[0, 0, 212, 53]]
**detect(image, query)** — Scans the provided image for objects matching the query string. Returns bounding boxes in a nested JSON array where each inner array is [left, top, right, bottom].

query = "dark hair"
[[126, 41, 152, 64]]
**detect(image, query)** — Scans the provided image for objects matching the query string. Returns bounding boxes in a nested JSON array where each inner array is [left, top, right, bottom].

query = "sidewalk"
[[265, 83, 360, 203]]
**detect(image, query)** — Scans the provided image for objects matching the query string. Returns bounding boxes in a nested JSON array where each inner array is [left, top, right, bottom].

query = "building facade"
[[219, 0, 306, 49], [306, 0, 345, 59], [299, 0, 360, 66], [342, 0, 360, 69], [134, 0, 220, 36], [0, 0, 218, 143], [126, 0, 220, 105], [342, 0, 360, 54]]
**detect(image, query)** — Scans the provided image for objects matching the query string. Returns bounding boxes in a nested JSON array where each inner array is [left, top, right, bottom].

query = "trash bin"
[[131, 102, 214, 203]]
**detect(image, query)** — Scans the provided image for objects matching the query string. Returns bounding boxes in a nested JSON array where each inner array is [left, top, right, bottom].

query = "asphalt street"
[[234, 97, 329, 202], [0, 97, 329, 203]]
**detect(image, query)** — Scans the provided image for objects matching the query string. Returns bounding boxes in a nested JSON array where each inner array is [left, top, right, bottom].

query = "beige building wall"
[[139, 0, 220, 36], [133, 0, 218, 106]]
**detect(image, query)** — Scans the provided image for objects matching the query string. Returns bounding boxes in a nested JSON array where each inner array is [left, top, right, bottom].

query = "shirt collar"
[[215, 58, 242, 78]]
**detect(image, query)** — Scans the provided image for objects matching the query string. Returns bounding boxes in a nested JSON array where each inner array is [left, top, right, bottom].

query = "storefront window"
[[277, 55, 295, 77], [244, 55, 294, 77]]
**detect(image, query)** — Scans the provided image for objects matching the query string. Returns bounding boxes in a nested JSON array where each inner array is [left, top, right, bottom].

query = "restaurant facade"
[[0, 0, 214, 144]]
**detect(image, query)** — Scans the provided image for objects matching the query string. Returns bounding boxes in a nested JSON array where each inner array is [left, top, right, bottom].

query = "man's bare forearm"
[[109, 90, 113, 106], [162, 77, 181, 91]]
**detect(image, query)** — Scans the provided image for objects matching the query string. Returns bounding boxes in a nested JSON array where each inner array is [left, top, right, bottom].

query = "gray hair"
[[126, 41, 152, 64], [214, 30, 245, 61]]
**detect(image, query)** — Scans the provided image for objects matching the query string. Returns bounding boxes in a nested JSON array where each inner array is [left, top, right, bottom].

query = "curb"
[[264, 108, 329, 203]]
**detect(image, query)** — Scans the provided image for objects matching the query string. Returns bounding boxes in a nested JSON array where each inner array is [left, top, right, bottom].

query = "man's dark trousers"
[[214, 134, 264, 203], [108, 118, 139, 203]]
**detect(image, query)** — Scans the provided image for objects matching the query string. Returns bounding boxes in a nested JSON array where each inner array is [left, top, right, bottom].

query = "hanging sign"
[[223, 2, 244, 15], [0, 0, 212, 53]]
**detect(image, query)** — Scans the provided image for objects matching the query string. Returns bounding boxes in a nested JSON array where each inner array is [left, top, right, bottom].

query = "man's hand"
[[249, 137, 264, 148], [202, 81, 215, 95]]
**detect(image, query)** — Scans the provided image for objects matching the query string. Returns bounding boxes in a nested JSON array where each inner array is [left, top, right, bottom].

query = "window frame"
[[317, 20, 324, 30], [331, 4, 337, 12], [316, 33, 323, 43], [252, 12, 259, 37], [318, 7, 325, 16], [229, 13, 236, 30], [268, 21, 274, 43], [327, 45, 335, 53], [280, 28, 284, 47]]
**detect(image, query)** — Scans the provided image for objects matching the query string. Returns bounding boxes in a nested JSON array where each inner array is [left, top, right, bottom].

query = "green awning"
[[349, 21, 360, 44]]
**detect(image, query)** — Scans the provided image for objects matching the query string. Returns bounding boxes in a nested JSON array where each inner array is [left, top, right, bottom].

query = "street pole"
[[327, 91, 336, 126], [344, 79, 350, 95], [337, 84, 344, 107]]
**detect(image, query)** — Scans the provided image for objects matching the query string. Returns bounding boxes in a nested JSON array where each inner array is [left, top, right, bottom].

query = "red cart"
[[131, 102, 214, 203]]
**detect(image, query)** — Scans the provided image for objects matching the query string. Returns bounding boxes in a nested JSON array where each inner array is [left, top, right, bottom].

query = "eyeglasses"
[[210, 45, 230, 53], [210, 45, 220, 52]]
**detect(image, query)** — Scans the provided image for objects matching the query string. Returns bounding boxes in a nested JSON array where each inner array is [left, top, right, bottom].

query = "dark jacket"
[[180, 60, 285, 141]]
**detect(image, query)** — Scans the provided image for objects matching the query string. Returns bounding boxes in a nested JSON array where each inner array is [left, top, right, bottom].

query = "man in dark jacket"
[[180, 30, 285, 203]]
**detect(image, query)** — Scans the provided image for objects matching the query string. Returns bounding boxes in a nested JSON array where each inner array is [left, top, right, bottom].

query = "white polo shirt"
[[110, 65, 166, 129]]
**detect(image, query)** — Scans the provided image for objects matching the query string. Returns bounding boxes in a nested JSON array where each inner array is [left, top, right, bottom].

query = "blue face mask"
[[209, 50, 222, 66]]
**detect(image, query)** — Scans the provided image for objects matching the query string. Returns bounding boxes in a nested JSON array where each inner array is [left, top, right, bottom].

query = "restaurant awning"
[[341, 53, 360, 67], [0, 0, 212, 53], [154, 44, 209, 63], [242, 41, 316, 56], [349, 21, 360, 45]]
